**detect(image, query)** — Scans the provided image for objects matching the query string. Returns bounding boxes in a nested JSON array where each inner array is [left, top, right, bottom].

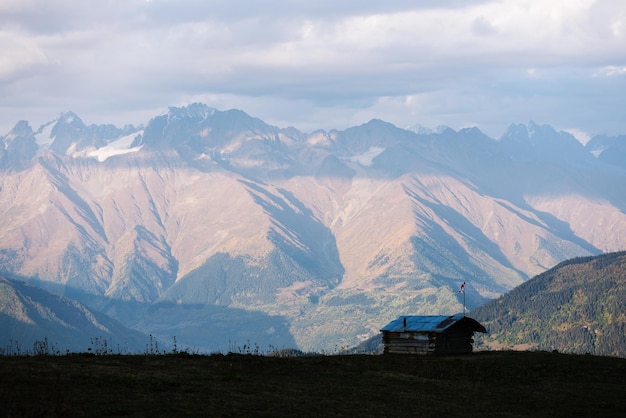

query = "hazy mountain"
[[0, 103, 624, 352], [498, 121, 594, 165], [586, 134, 626, 171], [471, 251, 626, 357], [0, 121, 38, 171], [0, 276, 148, 353]]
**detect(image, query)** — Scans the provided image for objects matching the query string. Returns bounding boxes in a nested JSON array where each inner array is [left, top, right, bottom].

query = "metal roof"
[[380, 314, 486, 333]]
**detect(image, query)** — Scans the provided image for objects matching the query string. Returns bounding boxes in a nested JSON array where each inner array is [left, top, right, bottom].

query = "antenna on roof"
[[458, 281, 466, 316]]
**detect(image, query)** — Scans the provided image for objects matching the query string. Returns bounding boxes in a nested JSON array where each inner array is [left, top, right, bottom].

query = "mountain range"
[[1, 103, 624, 352]]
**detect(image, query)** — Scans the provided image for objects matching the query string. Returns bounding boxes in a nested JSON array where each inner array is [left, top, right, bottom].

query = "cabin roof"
[[380, 314, 486, 333]]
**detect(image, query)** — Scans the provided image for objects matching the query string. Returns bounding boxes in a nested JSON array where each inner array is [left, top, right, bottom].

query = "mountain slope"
[[1, 103, 625, 351], [471, 251, 626, 357], [0, 276, 147, 353]]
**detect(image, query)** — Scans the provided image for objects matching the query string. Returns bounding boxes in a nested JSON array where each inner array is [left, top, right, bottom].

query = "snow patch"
[[407, 124, 433, 135], [3, 133, 16, 149], [563, 128, 592, 145], [35, 121, 56, 149], [590, 147, 606, 158], [85, 131, 144, 162], [344, 146, 385, 166]]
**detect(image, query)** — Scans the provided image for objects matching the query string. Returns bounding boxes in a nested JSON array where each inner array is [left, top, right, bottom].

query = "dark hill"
[[471, 251, 626, 357], [0, 276, 148, 353]]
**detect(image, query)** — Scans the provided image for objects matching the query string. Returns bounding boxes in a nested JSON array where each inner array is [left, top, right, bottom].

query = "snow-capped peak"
[[167, 103, 217, 122], [406, 123, 433, 135]]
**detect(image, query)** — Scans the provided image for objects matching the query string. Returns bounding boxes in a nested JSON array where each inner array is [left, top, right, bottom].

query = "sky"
[[1, 0, 625, 142]]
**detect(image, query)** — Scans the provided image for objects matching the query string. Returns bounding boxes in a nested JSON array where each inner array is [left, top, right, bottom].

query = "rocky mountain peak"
[[498, 121, 591, 165], [5, 120, 34, 138], [0, 120, 38, 170], [48, 112, 89, 155], [406, 123, 433, 135], [166, 103, 217, 122]]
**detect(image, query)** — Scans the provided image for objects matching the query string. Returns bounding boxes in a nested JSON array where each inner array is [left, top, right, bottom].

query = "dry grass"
[[1, 351, 625, 417]]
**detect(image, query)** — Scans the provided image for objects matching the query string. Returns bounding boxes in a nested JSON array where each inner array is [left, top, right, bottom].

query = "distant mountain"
[[0, 276, 148, 353], [471, 251, 626, 357], [586, 134, 626, 171], [0, 121, 38, 171], [0, 103, 625, 352], [498, 121, 594, 166]]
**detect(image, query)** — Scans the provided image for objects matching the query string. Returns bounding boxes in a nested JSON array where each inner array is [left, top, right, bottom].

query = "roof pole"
[[458, 280, 466, 317]]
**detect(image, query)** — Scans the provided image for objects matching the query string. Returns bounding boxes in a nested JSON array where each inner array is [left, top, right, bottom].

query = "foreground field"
[[1, 351, 625, 417]]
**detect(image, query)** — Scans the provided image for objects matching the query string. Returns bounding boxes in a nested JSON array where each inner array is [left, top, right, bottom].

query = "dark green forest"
[[471, 251, 626, 357]]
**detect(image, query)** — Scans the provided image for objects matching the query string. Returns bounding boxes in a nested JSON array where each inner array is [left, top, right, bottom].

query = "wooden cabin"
[[380, 314, 486, 355]]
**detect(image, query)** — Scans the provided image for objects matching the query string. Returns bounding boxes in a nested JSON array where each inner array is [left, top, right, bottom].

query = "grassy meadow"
[[1, 351, 625, 417]]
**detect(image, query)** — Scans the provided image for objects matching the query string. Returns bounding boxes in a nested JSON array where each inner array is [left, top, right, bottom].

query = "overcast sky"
[[1, 0, 625, 141]]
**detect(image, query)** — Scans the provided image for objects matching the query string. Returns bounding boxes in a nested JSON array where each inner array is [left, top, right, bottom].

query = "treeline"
[[472, 251, 626, 357]]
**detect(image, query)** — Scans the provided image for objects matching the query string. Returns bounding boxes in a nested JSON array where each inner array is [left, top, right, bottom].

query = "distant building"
[[380, 314, 487, 355]]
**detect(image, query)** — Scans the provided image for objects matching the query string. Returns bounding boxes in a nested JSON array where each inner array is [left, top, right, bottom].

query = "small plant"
[[234, 340, 261, 355], [88, 337, 113, 355], [8, 339, 22, 356], [145, 334, 163, 355], [33, 338, 51, 356]]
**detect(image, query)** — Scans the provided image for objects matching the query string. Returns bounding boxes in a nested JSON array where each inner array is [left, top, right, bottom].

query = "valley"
[[1, 104, 625, 352]]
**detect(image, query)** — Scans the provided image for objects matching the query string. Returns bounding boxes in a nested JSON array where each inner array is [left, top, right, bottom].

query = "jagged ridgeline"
[[471, 251, 626, 357], [1, 103, 625, 352]]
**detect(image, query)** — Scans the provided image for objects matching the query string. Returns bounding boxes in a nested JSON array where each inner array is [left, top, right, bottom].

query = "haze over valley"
[[1, 104, 624, 352]]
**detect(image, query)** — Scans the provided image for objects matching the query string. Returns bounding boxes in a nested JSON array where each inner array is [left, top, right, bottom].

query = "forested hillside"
[[471, 251, 626, 357]]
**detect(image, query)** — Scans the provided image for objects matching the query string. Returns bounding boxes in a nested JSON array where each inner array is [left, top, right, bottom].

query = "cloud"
[[1, 0, 625, 138], [0, 33, 50, 81], [594, 66, 626, 77]]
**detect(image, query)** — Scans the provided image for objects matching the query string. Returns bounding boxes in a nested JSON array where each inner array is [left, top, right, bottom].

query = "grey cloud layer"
[[1, 0, 625, 137]]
